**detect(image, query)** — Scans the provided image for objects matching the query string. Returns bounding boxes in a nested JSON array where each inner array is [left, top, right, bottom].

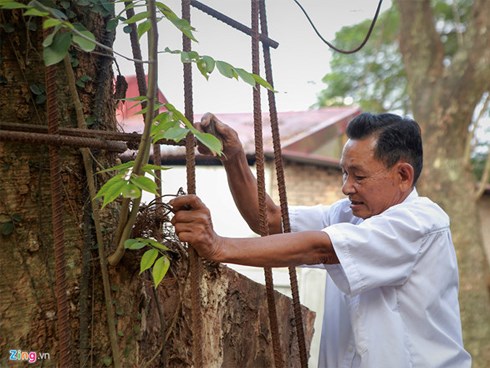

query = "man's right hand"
[[195, 113, 243, 161]]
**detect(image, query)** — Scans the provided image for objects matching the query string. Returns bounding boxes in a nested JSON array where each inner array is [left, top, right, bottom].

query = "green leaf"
[[163, 126, 189, 142], [152, 256, 170, 288], [143, 238, 170, 251], [97, 161, 135, 174], [101, 179, 129, 207], [11, 213, 22, 223], [180, 51, 198, 63], [106, 17, 119, 32], [142, 164, 171, 173], [24, 8, 49, 17], [102, 356, 112, 367], [252, 74, 274, 91], [140, 248, 158, 274], [95, 174, 125, 198], [125, 10, 149, 24], [120, 183, 141, 199], [202, 55, 215, 73], [216, 60, 237, 79], [0, 2, 29, 10], [137, 20, 151, 40], [43, 31, 72, 66], [42, 28, 58, 47], [195, 131, 223, 156], [156, 2, 197, 42], [73, 29, 96, 52], [124, 239, 147, 250], [1, 221, 14, 236], [130, 175, 158, 195], [235, 68, 256, 88]]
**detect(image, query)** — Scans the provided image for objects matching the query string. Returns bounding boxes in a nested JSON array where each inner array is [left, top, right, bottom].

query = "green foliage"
[[163, 48, 274, 91], [125, 238, 171, 288], [316, 0, 474, 114], [95, 162, 170, 207]]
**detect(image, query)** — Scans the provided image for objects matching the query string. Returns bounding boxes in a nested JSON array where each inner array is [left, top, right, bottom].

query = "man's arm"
[[196, 113, 282, 234], [170, 194, 339, 267]]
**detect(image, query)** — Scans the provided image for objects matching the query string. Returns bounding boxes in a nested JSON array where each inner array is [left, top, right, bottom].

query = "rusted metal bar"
[[0, 122, 186, 146], [45, 52, 72, 368], [190, 0, 279, 49], [259, 0, 308, 366], [0, 130, 128, 152]]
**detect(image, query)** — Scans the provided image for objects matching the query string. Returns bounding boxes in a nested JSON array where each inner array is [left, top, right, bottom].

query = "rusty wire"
[[251, 1, 284, 367], [259, 0, 308, 366], [45, 49, 72, 366]]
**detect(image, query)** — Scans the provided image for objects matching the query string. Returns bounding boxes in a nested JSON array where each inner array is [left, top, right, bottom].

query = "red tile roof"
[[116, 75, 361, 164]]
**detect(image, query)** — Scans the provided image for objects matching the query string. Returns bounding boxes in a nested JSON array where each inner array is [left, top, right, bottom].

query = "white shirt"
[[290, 189, 471, 368]]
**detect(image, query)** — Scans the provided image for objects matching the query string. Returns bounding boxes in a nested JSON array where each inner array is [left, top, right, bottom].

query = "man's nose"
[[342, 176, 355, 196]]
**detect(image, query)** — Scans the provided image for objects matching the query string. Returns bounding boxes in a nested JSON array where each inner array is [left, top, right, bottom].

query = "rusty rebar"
[[0, 129, 127, 152], [190, 0, 279, 49], [251, 1, 284, 367], [182, 1, 204, 367], [259, 0, 308, 366], [45, 54, 72, 367], [0, 122, 185, 146]]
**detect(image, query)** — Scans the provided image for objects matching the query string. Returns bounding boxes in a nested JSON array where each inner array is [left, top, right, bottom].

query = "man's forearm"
[[222, 150, 282, 234], [215, 231, 339, 267]]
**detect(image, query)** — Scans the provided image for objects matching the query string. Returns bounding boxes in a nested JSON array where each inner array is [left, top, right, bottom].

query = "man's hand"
[[170, 194, 223, 262], [195, 113, 243, 161]]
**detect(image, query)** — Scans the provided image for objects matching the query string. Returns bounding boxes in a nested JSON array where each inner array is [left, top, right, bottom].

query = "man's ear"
[[397, 162, 414, 190]]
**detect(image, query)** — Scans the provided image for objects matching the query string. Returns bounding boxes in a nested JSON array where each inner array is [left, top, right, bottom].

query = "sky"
[[113, 0, 392, 115]]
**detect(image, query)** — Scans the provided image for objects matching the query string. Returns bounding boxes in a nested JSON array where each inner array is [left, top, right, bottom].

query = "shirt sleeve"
[[289, 204, 330, 232], [324, 206, 437, 295]]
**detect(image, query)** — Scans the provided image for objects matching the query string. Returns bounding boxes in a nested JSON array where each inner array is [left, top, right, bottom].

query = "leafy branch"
[[1, 0, 275, 286]]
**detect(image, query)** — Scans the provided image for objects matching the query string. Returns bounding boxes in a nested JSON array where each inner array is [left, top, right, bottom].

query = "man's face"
[[340, 136, 407, 219]]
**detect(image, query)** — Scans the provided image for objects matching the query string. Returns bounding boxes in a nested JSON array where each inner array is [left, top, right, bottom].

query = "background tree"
[[317, 0, 490, 365], [0, 2, 313, 367]]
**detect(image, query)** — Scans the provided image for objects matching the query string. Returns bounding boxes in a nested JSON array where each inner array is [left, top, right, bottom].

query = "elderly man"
[[170, 112, 471, 367]]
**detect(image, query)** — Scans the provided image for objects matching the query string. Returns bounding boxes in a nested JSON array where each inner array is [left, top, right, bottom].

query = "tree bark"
[[396, 0, 490, 366], [0, 5, 314, 367]]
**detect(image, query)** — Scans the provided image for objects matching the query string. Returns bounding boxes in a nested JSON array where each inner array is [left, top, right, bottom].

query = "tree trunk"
[[0, 5, 314, 367], [397, 0, 490, 366]]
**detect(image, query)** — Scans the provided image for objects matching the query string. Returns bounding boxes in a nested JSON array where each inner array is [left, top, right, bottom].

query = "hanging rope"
[[251, 1, 284, 367], [293, 0, 384, 54], [259, 2, 309, 366], [182, 1, 204, 367]]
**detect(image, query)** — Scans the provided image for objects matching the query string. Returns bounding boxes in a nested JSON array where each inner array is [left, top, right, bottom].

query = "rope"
[[259, 2, 309, 366], [293, 0, 384, 54], [182, 1, 204, 367], [45, 45, 72, 367], [251, 1, 284, 367]]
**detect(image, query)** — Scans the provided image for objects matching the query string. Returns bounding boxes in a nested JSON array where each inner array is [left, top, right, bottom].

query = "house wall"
[[270, 160, 344, 206]]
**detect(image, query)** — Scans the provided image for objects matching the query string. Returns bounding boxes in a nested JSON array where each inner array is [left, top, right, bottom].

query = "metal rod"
[[0, 130, 128, 152], [190, 0, 279, 49], [0, 122, 187, 147]]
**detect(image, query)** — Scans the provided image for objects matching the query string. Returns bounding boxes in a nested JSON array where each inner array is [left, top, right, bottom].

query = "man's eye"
[[355, 176, 365, 181]]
